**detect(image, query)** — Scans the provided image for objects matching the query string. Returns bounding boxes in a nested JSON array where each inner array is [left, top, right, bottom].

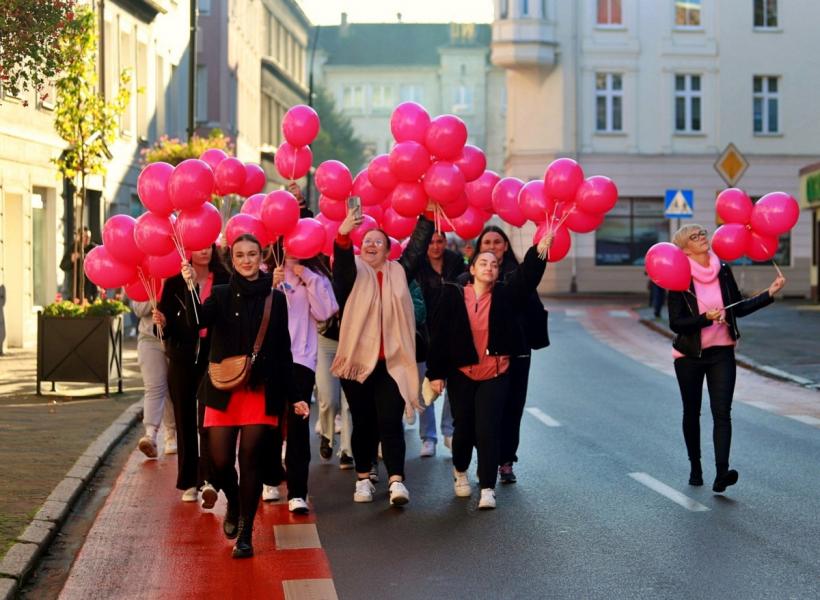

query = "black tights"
[[208, 425, 273, 525]]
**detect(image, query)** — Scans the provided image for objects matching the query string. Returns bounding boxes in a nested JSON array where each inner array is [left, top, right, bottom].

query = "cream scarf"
[[331, 257, 418, 408]]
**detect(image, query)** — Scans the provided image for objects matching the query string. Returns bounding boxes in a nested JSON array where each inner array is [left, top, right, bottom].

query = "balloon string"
[[169, 221, 201, 325], [437, 204, 457, 232], [138, 267, 163, 342]]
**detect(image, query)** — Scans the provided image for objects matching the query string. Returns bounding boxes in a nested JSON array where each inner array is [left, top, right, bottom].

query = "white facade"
[[493, 0, 820, 296]]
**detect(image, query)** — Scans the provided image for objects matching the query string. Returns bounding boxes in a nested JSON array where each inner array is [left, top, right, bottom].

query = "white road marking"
[[274, 523, 322, 549], [628, 472, 710, 512], [525, 407, 561, 427], [785, 415, 820, 426], [564, 309, 586, 317], [283, 579, 338, 600], [608, 310, 632, 318]]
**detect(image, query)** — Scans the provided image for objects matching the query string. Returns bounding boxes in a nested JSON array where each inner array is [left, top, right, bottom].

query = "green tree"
[[310, 85, 366, 173], [0, 0, 78, 102], [53, 5, 130, 302]]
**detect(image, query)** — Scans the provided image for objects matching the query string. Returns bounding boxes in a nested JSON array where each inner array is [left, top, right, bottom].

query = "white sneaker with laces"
[[201, 482, 218, 509], [262, 484, 281, 502], [453, 470, 471, 497], [288, 498, 309, 514], [420, 439, 436, 458], [137, 435, 158, 459], [388, 481, 410, 506], [164, 434, 177, 455], [354, 478, 375, 503], [181, 487, 198, 502], [478, 488, 496, 510]]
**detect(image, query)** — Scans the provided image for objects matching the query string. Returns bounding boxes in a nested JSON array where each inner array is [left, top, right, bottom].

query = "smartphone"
[[347, 195, 362, 219]]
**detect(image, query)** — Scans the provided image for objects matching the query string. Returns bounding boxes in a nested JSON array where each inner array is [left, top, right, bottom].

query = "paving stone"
[[33, 500, 69, 524], [0, 577, 17, 600], [66, 463, 95, 481], [17, 520, 55, 545], [0, 543, 38, 579], [46, 476, 84, 505]]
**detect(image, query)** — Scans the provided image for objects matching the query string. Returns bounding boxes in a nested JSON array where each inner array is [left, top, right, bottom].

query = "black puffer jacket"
[[415, 248, 466, 315], [668, 263, 773, 358]]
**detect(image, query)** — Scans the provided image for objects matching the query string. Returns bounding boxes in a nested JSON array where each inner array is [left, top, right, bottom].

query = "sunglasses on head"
[[688, 229, 708, 241]]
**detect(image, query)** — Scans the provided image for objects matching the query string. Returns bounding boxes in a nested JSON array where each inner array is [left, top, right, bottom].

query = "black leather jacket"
[[415, 249, 466, 314], [667, 263, 773, 358]]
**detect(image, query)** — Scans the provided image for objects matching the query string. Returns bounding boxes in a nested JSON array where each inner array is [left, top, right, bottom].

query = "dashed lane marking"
[[564, 309, 586, 318], [283, 578, 338, 600], [785, 415, 820, 426], [628, 472, 710, 512], [274, 523, 322, 550], [608, 310, 632, 318], [526, 407, 561, 427]]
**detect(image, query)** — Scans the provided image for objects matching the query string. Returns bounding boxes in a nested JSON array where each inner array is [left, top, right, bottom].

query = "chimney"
[[341, 12, 347, 26], [341, 12, 349, 37], [397, 12, 402, 22]]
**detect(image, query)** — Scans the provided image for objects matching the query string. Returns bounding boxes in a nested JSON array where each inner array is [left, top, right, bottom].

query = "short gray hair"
[[672, 223, 706, 249]]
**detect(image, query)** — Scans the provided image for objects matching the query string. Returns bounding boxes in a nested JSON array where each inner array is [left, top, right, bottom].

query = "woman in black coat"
[[427, 232, 553, 509], [181, 233, 295, 559]]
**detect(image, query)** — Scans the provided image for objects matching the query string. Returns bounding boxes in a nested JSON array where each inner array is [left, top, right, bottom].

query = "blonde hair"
[[672, 223, 706, 249]]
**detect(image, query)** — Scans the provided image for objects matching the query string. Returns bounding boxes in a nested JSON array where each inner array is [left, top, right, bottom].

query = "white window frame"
[[521, 0, 529, 17], [195, 64, 208, 123], [753, 76, 780, 135], [341, 85, 365, 112], [674, 0, 702, 29], [400, 84, 423, 104], [500, 0, 509, 19], [595, 73, 623, 133], [370, 84, 395, 111], [452, 85, 474, 115], [674, 74, 702, 134], [754, 0, 778, 29], [596, 0, 623, 27]]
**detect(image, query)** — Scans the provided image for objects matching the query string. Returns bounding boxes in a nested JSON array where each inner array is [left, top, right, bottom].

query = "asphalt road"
[[309, 309, 820, 600]]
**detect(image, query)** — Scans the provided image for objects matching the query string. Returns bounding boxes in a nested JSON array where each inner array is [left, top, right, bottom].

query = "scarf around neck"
[[230, 271, 273, 297], [688, 251, 721, 285]]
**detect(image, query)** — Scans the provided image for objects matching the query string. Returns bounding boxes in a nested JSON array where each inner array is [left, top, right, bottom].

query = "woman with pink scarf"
[[668, 224, 785, 494]]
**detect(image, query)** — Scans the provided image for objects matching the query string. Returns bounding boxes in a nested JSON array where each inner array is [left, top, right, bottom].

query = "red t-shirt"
[[459, 284, 509, 380]]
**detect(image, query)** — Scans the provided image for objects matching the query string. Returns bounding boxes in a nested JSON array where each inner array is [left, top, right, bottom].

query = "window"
[[754, 0, 777, 28], [38, 82, 56, 110], [198, 0, 210, 15], [597, 0, 622, 25], [500, 0, 509, 19], [452, 85, 474, 114], [341, 85, 365, 111], [119, 29, 135, 134], [400, 84, 423, 103], [137, 41, 148, 138], [674, 74, 701, 133], [31, 189, 48, 308], [266, 10, 277, 57], [371, 85, 395, 110], [521, 0, 529, 17], [595, 198, 669, 266], [196, 65, 208, 122], [154, 55, 165, 137], [595, 73, 623, 132], [261, 93, 272, 145], [753, 76, 779, 134], [675, 0, 701, 27]]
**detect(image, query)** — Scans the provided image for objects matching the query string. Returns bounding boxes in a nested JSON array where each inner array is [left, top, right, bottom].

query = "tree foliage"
[[0, 0, 78, 102], [310, 85, 366, 173]]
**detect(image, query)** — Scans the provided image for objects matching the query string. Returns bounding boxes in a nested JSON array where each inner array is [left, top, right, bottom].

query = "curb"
[[638, 318, 819, 390], [0, 401, 143, 597]]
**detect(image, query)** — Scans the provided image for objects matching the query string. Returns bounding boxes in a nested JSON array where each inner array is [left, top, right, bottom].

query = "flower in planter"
[[42, 297, 130, 318]]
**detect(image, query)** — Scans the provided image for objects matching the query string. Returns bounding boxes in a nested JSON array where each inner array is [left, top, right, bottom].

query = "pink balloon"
[[382, 208, 417, 239], [353, 169, 388, 207], [746, 231, 779, 262], [363, 203, 384, 225], [367, 154, 399, 191], [518, 180, 551, 223], [143, 249, 185, 280], [424, 161, 465, 204], [169, 159, 215, 210], [225, 213, 269, 247], [388, 238, 403, 260], [711, 223, 752, 262], [491, 177, 527, 227], [389, 141, 431, 182], [319, 195, 347, 221], [750, 192, 799, 237], [575, 176, 618, 215], [349, 214, 379, 247], [124, 275, 163, 302], [137, 162, 174, 216], [454, 145, 487, 183], [275, 142, 312, 180], [391, 102, 431, 144], [390, 182, 428, 218], [645, 242, 692, 292], [282, 105, 320, 147], [425, 114, 467, 160], [562, 206, 605, 234], [214, 157, 246, 196], [239, 163, 266, 197], [441, 193, 469, 219], [544, 158, 584, 204], [465, 170, 500, 212], [715, 188, 753, 225], [177, 202, 222, 250], [84, 245, 138, 289], [199, 149, 228, 173], [316, 213, 341, 256], [103, 214, 144, 265], [452, 206, 486, 239], [316, 160, 353, 200], [261, 190, 300, 236], [240, 193, 266, 218], [533, 223, 571, 262], [284, 218, 326, 259], [134, 212, 175, 256]]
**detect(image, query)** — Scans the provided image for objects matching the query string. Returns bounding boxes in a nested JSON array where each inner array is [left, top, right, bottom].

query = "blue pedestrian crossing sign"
[[664, 189, 694, 218]]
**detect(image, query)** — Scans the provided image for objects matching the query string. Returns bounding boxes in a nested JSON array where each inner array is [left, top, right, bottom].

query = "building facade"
[[492, 0, 820, 296]]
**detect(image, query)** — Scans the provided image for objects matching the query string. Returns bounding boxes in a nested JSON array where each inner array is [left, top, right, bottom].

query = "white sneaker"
[[181, 487, 198, 502], [478, 488, 496, 510], [444, 436, 452, 450], [164, 433, 177, 455], [420, 439, 436, 458], [288, 498, 309, 514], [201, 482, 218, 509], [354, 478, 375, 503], [388, 481, 410, 506], [137, 435, 158, 459], [334, 413, 342, 434], [453, 470, 471, 497], [262, 484, 281, 502]]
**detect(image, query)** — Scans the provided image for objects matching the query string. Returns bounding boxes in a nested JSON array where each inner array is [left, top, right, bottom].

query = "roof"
[[315, 23, 491, 66]]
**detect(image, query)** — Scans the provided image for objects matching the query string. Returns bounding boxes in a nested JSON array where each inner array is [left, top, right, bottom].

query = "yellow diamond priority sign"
[[714, 143, 749, 187]]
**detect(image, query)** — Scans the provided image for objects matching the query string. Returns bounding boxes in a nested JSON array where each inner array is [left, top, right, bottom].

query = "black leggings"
[[498, 355, 531, 466], [208, 424, 273, 525], [448, 370, 508, 489], [673, 346, 737, 469]]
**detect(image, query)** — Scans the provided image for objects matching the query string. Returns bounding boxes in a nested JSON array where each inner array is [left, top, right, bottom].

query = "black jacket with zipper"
[[667, 262, 773, 358], [415, 248, 467, 314], [426, 246, 547, 381]]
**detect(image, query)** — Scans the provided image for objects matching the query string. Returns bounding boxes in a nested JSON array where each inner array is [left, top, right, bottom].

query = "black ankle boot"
[[688, 460, 703, 486], [713, 468, 738, 493], [223, 497, 239, 539], [231, 518, 254, 559]]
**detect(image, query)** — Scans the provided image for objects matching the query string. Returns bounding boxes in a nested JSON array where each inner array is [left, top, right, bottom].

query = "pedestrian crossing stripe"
[[664, 189, 694, 218]]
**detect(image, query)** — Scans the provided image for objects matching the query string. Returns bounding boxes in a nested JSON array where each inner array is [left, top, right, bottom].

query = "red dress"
[[203, 387, 278, 428]]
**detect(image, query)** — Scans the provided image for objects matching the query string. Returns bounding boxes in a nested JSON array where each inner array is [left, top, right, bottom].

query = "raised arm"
[[299, 267, 339, 322], [399, 216, 435, 282]]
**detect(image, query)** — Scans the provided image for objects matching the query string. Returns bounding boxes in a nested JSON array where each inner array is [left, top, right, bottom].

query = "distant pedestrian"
[[60, 227, 99, 302], [668, 224, 785, 493], [647, 276, 666, 319], [427, 232, 553, 509]]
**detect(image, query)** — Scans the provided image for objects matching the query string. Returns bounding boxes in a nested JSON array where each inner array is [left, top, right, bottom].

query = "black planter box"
[[36, 313, 124, 395]]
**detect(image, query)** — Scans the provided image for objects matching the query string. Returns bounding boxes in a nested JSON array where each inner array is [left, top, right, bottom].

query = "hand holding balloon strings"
[[178, 258, 200, 325], [137, 267, 164, 341]]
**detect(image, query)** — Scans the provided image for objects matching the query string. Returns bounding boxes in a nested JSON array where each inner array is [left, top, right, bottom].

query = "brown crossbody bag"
[[208, 291, 273, 391]]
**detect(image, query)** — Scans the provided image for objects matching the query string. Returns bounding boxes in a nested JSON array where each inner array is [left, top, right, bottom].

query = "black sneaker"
[[499, 463, 517, 484], [319, 436, 332, 460], [339, 453, 354, 470]]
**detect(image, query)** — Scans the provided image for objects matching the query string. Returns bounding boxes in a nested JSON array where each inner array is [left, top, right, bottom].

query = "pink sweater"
[[673, 252, 735, 359]]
